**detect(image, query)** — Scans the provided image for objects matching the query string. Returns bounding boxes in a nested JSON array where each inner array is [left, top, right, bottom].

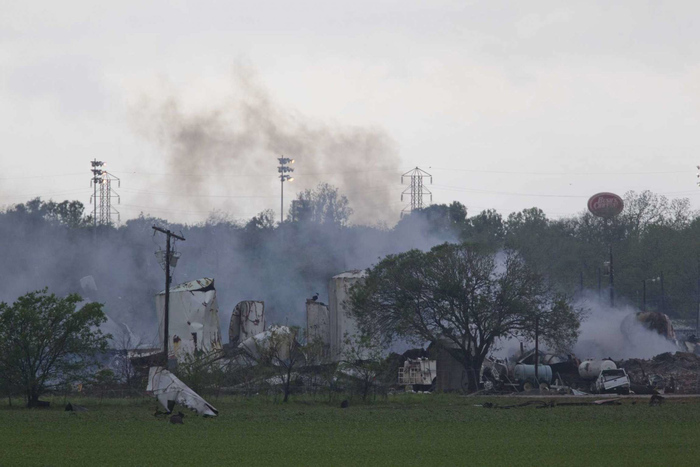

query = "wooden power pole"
[[152, 226, 185, 365]]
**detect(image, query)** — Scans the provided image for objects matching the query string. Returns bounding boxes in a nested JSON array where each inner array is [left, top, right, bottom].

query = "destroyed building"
[[155, 278, 222, 360], [329, 270, 366, 361], [229, 300, 266, 346], [306, 299, 330, 359]]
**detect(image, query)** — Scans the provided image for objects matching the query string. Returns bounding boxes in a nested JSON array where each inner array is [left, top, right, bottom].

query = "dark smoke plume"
[[131, 66, 401, 224]]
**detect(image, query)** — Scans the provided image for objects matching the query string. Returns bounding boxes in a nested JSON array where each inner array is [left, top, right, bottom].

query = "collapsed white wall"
[[155, 277, 222, 360], [147, 366, 218, 416]]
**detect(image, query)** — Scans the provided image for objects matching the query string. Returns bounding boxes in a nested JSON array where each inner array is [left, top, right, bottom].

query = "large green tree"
[[289, 183, 353, 226], [0, 290, 109, 407], [349, 243, 582, 390]]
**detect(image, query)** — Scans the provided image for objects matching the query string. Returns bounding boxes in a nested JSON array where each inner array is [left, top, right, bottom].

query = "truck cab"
[[595, 368, 630, 395]]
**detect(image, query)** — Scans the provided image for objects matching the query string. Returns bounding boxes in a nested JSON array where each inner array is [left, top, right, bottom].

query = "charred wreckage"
[[93, 267, 700, 418]]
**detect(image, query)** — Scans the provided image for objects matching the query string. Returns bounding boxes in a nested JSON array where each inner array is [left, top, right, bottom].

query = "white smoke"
[[573, 291, 677, 360]]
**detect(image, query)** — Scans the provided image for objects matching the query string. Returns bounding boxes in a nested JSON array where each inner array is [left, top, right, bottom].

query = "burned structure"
[[229, 300, 266, 346], [155, 278, 222, 360], [329, 270, 366, 361], [306, 299, 330, 359]]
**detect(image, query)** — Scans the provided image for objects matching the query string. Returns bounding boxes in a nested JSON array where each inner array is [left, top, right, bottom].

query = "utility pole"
[[534, 316, 539, 382], [642, 279, 646, 312], [660, 270, 665, 313], [152, 226, 185, 367], [598, 267, 601, 298], [401, 167, 433, 217], [609, 244, 614, 307], [277, 157, 294, 223], [697, 253, 700, 336]]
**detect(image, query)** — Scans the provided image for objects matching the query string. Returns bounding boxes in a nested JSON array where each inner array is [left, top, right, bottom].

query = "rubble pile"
[[618, 352, 700, 394]]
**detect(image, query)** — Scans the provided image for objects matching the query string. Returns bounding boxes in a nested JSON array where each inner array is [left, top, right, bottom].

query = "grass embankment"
[[0, 394, 697, 466]]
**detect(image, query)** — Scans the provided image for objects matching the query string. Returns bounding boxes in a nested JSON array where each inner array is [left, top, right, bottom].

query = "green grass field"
[[0, 394, 698, 466]]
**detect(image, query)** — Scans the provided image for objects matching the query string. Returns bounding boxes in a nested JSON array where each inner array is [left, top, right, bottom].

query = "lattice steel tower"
[[90, 159, 121, 227], [401, 167, 433, 217]]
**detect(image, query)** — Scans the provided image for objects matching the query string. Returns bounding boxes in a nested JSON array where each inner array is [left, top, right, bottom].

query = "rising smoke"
[[572, 291, 678, 360], [0, 66, 454, 349], [491, 290, 679, 361], [130, 65, 401, 224]]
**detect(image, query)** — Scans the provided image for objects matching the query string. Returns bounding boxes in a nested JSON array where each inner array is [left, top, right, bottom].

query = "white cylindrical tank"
[[306, 300, 330, 352], [514, 364, 552, 384], [329, 270, 366, 361], [578, 359, 617, 380]]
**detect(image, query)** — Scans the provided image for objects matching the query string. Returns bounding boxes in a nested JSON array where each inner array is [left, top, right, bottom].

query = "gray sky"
[[2, 0, 699, 224]]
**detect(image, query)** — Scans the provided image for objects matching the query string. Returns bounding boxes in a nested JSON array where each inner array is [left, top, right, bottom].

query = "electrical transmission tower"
[[401, 167, 432, 217], [277, 157, 295, 223], [90, 159, 121, 227]]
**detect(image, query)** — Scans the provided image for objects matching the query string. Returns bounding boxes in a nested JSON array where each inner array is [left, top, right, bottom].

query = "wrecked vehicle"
[[398, 358, 436, 390], [579, 359, 617, 380], [594, 368, 630, 395]]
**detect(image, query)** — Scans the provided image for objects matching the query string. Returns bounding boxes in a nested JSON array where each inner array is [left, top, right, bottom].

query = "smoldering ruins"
[[3, 70, 700, 414]]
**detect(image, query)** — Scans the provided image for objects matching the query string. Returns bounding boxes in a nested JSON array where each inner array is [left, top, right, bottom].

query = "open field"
[[1, 394, 698, 467]]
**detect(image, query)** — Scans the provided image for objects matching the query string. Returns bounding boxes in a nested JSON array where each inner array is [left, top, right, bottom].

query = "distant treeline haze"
[[0, 187, 697, 343]]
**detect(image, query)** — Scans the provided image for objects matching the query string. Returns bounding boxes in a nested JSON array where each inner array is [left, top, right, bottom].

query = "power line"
[[401, 167, 432, 217], [431, 184, 588, 198], [428, 166, 695, 176], [0, 189, 91, 200], [108, 167, 404, 178], [117, 185, 400, 199], [0, 172, 84, 180]]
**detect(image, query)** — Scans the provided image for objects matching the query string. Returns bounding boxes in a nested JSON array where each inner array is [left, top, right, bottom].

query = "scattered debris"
[[147, 366, 218, 417], [618, 352, 700, 394], [649, 394, 665, 406], [480, 401, 551, 409], [593, 398, 622, 405], [479, 398, 625, 409], [169, 412, 185, 424], [64, 402, 88, 412], [398, 357, 436, 390], [153, 406, 170, 417]]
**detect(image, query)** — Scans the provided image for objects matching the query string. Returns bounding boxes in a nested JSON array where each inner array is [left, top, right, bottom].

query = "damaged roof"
[[332, 270, 367, 279], [157, 277, 215, 295]]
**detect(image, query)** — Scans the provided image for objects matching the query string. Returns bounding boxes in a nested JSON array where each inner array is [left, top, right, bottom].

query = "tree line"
[[2, 186, 698, 323]]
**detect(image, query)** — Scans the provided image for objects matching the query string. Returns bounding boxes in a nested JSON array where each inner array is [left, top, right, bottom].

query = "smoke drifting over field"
[[131, 66, 401, 224]]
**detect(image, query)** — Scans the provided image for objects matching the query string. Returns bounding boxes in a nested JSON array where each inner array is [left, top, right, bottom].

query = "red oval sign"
[[588, 192, 624, 218]]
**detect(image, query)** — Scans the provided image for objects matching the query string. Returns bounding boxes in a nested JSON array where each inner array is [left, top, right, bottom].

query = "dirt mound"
[[618, 352, 700, 394]]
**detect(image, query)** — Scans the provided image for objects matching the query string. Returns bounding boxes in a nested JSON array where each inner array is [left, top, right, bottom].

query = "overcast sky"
[[2, 0, 699, 225]]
